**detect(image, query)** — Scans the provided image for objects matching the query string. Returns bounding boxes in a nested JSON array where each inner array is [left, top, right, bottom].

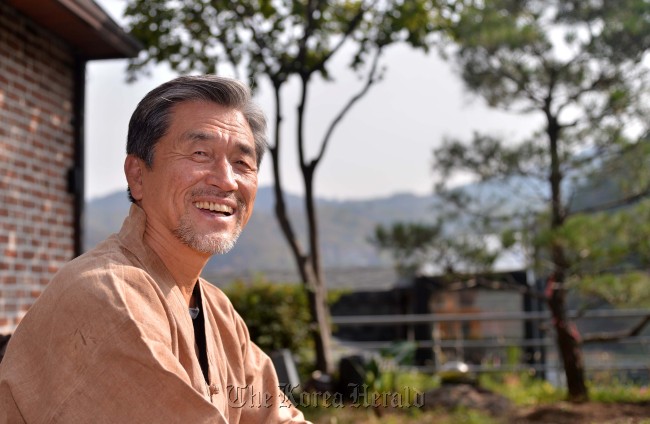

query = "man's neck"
[[143, 228, 209, 307]]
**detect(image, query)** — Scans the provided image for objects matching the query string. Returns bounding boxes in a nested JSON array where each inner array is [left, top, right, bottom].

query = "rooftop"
[[7, 0, 140, 59]]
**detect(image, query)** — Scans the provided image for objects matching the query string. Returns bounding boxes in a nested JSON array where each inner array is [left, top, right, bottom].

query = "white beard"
[[173, 210, 244, 255]]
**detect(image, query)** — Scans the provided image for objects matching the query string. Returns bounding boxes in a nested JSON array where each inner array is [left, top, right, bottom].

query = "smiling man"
[[0, 76, 309, 423]]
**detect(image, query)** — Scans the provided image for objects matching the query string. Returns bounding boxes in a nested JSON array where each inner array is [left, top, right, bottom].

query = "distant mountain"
[[85, 189, 132, 249], [84, 179, 546, 280], [84, 187, 439, 275]]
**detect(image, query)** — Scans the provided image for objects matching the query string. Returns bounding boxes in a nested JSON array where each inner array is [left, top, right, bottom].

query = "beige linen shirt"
[[0, 205, 309, 423]]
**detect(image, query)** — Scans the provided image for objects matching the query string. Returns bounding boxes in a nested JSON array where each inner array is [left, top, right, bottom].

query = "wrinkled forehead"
[[166, 100, 251, 135]]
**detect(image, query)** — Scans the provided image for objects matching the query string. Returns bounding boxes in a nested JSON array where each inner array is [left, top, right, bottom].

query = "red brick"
[[1, 0, 76, 331], [20, 251, 35, 259]]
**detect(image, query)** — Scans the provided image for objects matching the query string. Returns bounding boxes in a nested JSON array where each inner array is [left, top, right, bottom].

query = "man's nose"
[[205, 158, 238, 192]]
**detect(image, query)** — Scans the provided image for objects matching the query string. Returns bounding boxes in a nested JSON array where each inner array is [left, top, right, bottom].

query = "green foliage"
[[302, 407, 501, 424], [370, 222, 443, 275], [223, 277, 312, 354], [223, 277, 346, 378], [589, 379, 650, 404], [480, 372, 564, 406], [434, 2, 650, 400], [360, 342, 420, 394], [302, 369, 650, 422], [481, 370, 650, 407], [392, 369, 440, 393], [440, 409, 500, 424], [124, 0, 443, 85], [435, 0, 650, 229], [556, 195, 650, 307], [432, 0, 650, 299], [570, 272, 650, 308], [370, 221, 498, 276]]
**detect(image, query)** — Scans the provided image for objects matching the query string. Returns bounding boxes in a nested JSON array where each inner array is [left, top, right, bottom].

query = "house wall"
[[0, 2, 76, 333]]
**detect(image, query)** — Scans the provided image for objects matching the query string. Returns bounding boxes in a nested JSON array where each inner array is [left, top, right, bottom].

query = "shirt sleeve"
[[0, 265, 228, 424]]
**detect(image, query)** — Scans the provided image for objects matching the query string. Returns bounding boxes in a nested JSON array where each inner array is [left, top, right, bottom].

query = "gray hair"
[[126, 75, 268, 201]]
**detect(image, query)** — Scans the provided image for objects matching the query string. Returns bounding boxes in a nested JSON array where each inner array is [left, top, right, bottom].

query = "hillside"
[[84, 187, 439, 275], [85, 178, 547, 281]]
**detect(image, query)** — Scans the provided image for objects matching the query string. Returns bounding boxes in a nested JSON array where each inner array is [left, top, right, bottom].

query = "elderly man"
[[0, 76, 309, 423]]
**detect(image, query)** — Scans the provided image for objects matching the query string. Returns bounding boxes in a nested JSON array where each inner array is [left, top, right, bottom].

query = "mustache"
[[190, 188, 246, 209]]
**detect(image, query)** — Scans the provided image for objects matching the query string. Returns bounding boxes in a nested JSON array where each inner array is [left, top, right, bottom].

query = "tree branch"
[[296, 0, 318, 70], [583, 314, 650, 344], [269, 82, 310, 283], [297, 75, 310, 169], [313, 0, 377, 72], [240, 15, 275, 77], [313, 46, 383, 167], [569, 186, 650, 215]]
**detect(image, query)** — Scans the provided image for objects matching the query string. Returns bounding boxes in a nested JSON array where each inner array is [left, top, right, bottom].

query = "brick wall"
[[0, 2, 77, 334]]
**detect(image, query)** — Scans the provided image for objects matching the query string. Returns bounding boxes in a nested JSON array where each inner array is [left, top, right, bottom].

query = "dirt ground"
[[306, 401, 650, 423], [511, 401, 650, 424]]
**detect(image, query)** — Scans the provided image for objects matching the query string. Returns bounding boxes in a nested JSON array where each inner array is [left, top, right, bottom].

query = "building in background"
[[0, 0, 139, 334]]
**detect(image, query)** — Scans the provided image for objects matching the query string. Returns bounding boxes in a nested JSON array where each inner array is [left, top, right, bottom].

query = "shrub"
[[223, 277, 313, 355]]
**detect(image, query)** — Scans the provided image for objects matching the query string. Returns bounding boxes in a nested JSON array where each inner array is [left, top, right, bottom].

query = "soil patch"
[[511, 401, 650, 424], [421, 383, 513, 416]]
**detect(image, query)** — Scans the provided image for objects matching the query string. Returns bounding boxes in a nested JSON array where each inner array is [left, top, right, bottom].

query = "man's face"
[[130, 100, 258, 255]]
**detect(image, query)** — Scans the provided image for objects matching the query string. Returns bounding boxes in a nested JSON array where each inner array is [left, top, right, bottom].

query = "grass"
[[302, 406, 502, 424], [481, 371, 650, 405], [480, 372, 564, 406], [298, 369, 650, 423], [589, 381, 650, 403]]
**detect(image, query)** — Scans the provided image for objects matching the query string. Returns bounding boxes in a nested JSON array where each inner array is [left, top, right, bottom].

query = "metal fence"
[[330, 308, 650, 385]]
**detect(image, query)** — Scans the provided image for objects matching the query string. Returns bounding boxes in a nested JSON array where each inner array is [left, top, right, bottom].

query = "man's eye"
[[194, 151, 207, 156], [235, 159, 253, 169]]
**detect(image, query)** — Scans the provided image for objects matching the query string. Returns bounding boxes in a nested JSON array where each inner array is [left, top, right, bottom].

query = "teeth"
[[194, 202, 233, 214]]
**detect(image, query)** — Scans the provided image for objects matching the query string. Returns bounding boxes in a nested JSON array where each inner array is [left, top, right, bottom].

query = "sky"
[[86, 0, 541, 201]]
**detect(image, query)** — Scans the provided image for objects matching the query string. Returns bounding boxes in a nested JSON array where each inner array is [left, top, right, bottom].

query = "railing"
[[331, 308, 650, 325], [330, 309, 650, 383]]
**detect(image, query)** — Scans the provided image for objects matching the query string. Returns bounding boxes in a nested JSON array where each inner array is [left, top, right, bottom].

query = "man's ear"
[[124, 155, 144, 201]]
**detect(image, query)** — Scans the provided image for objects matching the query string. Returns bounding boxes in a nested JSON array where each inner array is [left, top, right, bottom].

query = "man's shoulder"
[[57, 235, 144, 280], [44, 235, 152, 307]]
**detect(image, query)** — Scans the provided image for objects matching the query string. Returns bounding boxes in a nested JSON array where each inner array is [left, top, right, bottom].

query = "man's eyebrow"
[[182, 130, 256, 159], [182, 130, 215, 141], [235, 141, 256, 159]]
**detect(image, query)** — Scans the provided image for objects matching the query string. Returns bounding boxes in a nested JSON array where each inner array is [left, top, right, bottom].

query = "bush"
[[223, 277, 313, 355]]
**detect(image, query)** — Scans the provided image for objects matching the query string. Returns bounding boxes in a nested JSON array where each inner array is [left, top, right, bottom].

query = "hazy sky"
[[86, 0, 541, 201]]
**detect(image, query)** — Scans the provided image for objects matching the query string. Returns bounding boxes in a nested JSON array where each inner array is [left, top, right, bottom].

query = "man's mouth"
[[194, 201, 234, 217]]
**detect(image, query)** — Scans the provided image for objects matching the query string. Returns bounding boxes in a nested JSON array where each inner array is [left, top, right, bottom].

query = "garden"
[[225, 279, 650, 423]]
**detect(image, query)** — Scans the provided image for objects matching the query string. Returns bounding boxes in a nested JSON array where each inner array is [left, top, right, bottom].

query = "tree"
[[370, 220, 499, 276], [558, 147, 650, 311], [123, 0, 441, 374], [433, 0, 650, 401]]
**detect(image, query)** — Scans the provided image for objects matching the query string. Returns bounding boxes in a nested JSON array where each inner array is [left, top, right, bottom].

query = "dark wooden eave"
[[6, 0, 141, 60]]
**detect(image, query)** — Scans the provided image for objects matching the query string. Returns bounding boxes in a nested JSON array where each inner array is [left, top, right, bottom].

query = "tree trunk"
[[546, 272, 589, 402], [303, 167, 334, 374], [546, 110, 589, 402], [268, 78, 333, 375], [304, 272, 334, 374]]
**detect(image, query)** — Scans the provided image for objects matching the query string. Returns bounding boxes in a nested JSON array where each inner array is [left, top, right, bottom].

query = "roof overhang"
[[6, 0, 141, 60]]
